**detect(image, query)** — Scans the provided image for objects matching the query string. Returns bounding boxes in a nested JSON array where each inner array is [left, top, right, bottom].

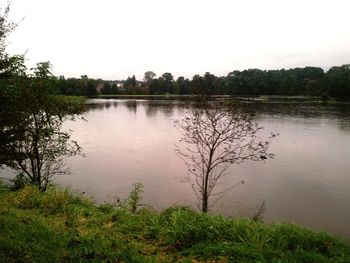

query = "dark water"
[[4, 99, 350, 239]]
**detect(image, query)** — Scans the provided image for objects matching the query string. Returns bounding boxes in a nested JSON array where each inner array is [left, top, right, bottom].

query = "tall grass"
[[0, 184, 349, 262]]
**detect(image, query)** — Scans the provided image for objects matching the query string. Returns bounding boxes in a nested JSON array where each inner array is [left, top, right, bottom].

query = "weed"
[[128, 182, 144, 213]]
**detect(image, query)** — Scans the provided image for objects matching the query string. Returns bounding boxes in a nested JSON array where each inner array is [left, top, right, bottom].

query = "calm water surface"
[[5, 99, 350, 238]]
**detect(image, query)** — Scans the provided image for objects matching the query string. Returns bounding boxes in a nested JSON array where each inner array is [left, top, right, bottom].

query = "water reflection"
[[105, 101, 112, 109], [125, 100, 137, 114], [86, 102, 106, 111], [85, 99, 350, 122], [246, 102, 350, 121], [145, 103, 158, 117], [85, 99, 118, 111], [83, 100, 187, 118], [162, 106, 174, 117], [236, 102, 350, 132]]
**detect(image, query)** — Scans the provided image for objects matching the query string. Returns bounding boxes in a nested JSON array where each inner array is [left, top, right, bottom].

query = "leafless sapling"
[[175, 103, 276, 212]]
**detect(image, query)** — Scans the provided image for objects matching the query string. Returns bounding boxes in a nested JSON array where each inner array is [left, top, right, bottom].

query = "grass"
[[0, 184, 349, 262]]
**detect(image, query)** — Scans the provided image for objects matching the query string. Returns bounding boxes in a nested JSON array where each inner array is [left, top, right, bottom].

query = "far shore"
[[93, 94, 350, 103]]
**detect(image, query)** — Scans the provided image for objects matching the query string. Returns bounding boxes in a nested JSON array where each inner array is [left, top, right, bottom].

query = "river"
[[3, 98, 350, 239]]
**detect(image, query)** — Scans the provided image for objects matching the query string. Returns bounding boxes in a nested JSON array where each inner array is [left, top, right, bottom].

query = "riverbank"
[[96, 94, 350, 104], [0, 184, 349, 262]]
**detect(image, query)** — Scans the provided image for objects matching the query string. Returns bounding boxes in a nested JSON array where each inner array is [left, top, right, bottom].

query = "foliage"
[[175, 103, 276, 212], [175, 76, 191, 94], [0, 61, 85, 190], [326, 65, 350, 98], [56, 75, 98, 96], [124, 75, 137, 94], [0, 4, 85, 190], [0, 184, 349, 262], [44, 66, 350, 99], [0, 4, 23, 166], [0, 2, 16, 53], [127, 182, 144, 213], [100, 81, 118, 95], [143, 71, 156, 82], [9, 172, 31, 191]]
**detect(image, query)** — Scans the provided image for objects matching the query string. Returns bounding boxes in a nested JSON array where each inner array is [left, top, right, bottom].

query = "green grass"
[[0, 184, 349, 262]]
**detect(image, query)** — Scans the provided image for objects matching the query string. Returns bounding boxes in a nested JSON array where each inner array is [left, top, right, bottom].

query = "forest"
[[56, 66, 350, 99]]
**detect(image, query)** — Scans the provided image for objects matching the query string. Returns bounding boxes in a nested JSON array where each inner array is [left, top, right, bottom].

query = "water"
[[3, 99, 350, 239]]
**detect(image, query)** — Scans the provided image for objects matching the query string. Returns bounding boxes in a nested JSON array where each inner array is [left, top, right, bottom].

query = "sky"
[[6, 0, 350, 80]]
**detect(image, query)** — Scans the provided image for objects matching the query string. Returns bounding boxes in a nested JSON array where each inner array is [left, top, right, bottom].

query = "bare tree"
[[175, 103, 276, 212]]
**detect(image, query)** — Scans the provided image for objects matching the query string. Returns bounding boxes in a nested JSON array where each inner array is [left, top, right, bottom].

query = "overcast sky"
[[6, 0, 350, 80]]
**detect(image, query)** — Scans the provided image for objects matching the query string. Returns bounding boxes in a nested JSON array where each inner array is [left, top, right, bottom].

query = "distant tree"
[[148, 78, 161, 94], [175, 76, 191, 94], [64, 78, 81, 96], [175, 103, 276, 212], [305, 80, 322, 96], [131, 75, 136, 88], [56, 75, 67, 94], [326, 65, 350, 98], [226, 70, 241, 95], [216, 76, 228, 95], [161, 72, 174, 93], [143, 71, 156, 82], [86, 79, 97, 97], [300, 67, 324, 81], [191, 74, 204, 95], [76, 75, 97, 97], [265, 70, 282, 95], [101, 81, 112, 94], [279, 74, 296, 95], [124, 75, 137, 94], [111, 83, 118, 94], [203, 72, 218, 95]]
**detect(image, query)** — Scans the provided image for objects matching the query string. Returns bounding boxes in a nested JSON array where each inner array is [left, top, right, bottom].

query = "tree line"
[[56, 66, 350, 99]]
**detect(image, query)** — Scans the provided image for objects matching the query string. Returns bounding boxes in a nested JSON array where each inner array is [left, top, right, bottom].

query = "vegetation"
[[0, 183, 349, 262], [57, 75, 99, 97], [1, 62, 85, 191], [175, 103, 275, 212], [1, 5, 350, 262], [0, 3, 85, 190], [55, 66, 350, 100]]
